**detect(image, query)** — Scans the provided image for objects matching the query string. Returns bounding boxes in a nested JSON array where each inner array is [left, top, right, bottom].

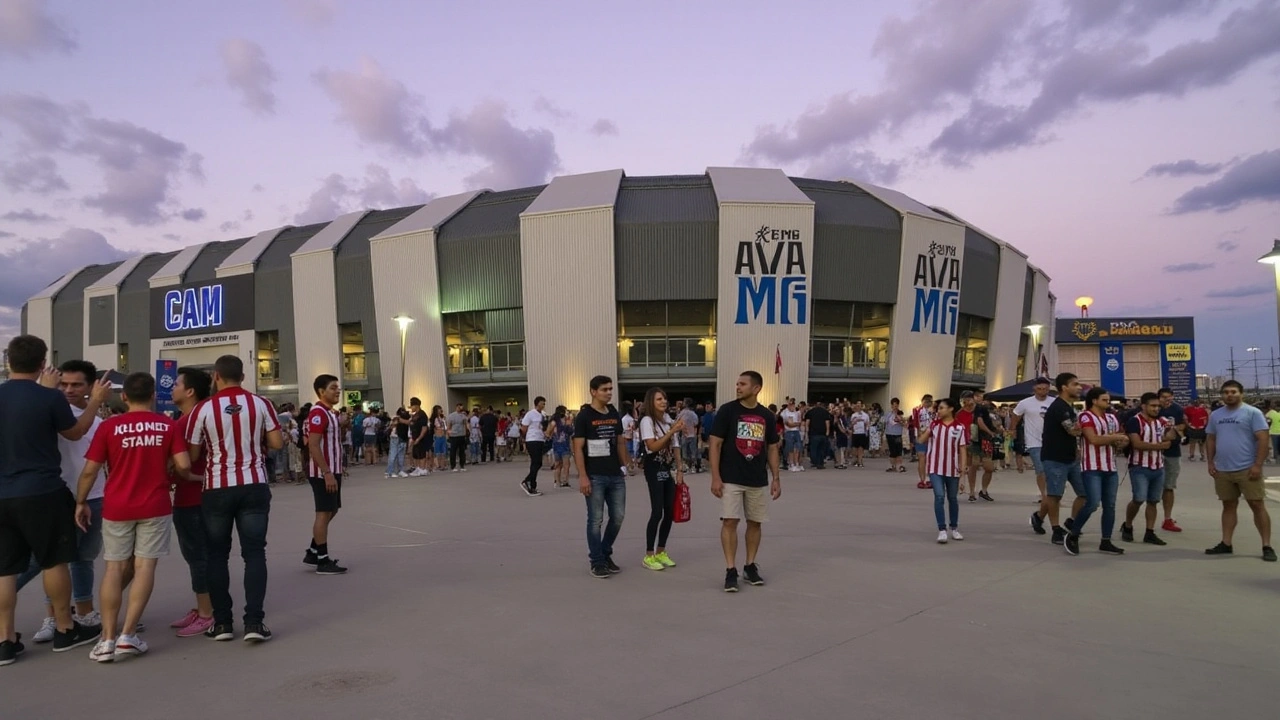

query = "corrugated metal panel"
[[118, 252, 180, 373], [291, 251, 340, 392], [87, 295, 115, 346], [485, 308, 524, 342], [615, 176, 718, 301], [369, 229, 451, 407], [20, 303, 27, 335], [253, 229, 313, 386], [338, 206, 427, 259], [335, 253, 379, 354], [185, 239, 249, 281], [438, 187, 542, 312], [258, 223, 327, 270], [959, 228, 1000, 319], [52, 263, 119, 364], [1022, 267, 1035, 326], [794, 179, 903, 304]]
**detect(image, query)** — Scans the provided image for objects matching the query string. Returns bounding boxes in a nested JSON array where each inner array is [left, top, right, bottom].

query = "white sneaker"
[[74, 610, 102, 628], [937, 530, 949, 544], [950, 528, 964, 541], [89, 638, 116, 663], [33, 616, 56, 643], [114, 633, 147, 658], [397, 471, 409, 478]]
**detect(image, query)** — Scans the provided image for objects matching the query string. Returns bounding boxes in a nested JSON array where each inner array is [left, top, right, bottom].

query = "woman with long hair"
[[430, 405, 447, 472], [920, 398, 968, 543], [638, 387, 684, 571], [549, 405, 572, 488]]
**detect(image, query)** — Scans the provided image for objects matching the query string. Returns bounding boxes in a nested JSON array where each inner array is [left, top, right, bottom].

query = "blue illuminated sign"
[[164, 284, 224, 332]]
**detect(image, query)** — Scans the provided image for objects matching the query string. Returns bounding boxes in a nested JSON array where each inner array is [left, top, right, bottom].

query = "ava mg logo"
[[734, 226, 807, 325], [910, 242, 960, 335]]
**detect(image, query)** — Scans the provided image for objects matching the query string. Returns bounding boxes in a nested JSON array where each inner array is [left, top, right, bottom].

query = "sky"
[[1, 0, 1278, 378]]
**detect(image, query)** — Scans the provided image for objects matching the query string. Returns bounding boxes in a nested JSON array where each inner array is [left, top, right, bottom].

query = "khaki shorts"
[[721, 484, 768, 523], [1163, 457, 1180, 490], [103, 516, 172, 561], [1214, 469, 1266, 503]]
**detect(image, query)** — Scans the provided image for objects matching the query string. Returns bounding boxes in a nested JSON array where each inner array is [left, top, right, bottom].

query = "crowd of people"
[[2, 328, 1275, 668]]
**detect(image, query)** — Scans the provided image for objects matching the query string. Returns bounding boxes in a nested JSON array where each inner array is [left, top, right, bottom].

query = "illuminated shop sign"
[[164, 285, 223, 332], [1056, 317, 1195, 344], [150, 274, 255, 339]]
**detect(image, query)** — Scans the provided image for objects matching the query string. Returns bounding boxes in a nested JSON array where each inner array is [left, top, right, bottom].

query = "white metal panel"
[[150, 243, 208, 287], [885, 214, 967, 404], [708, 167, 810, 204], [1035, 274, 1056, 373], [372, 191, 482, 242], [293, 211, 368, 256], [520, 208, 617, 409], [83, 283, 118, 372], [843, 181, 957, 224], [369, 229, 449, 409], [987, 246, 1029, 390], [291, 251, 341, 393], [25, 298, 53, 344], [29, 267, 84, 301], [523, 169, 623, 216], [217, 227, 289, 277], [87, 254, 149, 292], [713, 203, 815, 407]]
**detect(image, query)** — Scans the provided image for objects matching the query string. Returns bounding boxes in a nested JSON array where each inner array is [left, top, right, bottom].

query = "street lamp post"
[[1074, 296, 1093, 318], [1025, 323, 1043, 379], [393, 314, 414, 406], [1256, 240, 1280, 364], [1248, 346, 1260, 391]]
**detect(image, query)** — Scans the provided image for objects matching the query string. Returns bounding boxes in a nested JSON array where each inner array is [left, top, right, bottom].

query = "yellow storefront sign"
[[1165, 343, 1192, 362]]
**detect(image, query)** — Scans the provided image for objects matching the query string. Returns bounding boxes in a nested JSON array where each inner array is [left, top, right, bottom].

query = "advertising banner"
[[1098, 342, 1125, 397], [155, 359, 178, 415], [1161, 341, 1197, 402]]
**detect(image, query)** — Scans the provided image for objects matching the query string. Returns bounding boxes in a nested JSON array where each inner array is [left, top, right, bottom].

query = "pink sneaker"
[[170, 609, 198, 629], [176, 615, 214, 638]]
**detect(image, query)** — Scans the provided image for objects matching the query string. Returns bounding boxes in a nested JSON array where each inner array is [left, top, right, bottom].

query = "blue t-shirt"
[[0, 379, 77, 499], [1159, 403, 1185, 458], [1207, 404, 1268, 472]]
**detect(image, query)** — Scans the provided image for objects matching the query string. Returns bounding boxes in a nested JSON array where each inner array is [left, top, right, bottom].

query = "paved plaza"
[[8, 456, 1279, 719]]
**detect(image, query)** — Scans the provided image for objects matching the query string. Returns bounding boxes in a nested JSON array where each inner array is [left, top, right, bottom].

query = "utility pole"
[[1229, 346, 1236, 381]]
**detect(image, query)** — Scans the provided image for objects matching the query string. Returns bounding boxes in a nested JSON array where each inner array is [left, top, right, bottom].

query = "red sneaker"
[[1161, 518, 1183, 533], [923, 481, 933, 489]]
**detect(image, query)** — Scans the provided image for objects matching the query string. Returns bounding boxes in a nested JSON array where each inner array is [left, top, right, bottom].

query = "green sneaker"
[[654, 551, 676, 567], [642, 555, 665, 571]]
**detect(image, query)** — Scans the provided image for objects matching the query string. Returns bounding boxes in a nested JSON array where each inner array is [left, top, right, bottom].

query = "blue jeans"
[[1076, 470, 1119, 538], [1027, 447, 1044, 475], [1130, 467, 1165, 503], [930, 474, 960, 530], [203, 484, 270, 626], [386, 436, 406, 475], [585, 474, 626, 567], [681, 436, 700, 470], [16, 497, 102, 605], [1043, 460, 1084, 497], [809, 435, 831, 468]]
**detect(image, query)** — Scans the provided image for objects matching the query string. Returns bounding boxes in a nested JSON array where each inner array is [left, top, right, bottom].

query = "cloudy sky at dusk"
[[1, 0, 1278, 377]]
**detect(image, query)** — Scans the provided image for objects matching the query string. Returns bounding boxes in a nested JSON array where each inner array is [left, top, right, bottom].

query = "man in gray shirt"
[[678, 398, 701, 473], [446, 404, 469, 473], [1205, 380, 1274, 561]]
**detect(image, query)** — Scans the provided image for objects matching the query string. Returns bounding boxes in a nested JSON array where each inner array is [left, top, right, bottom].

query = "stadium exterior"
[[21, 167, 1056, 410]]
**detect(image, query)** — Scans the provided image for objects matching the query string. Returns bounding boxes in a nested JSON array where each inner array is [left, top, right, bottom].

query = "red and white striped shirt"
[[186, 387, 281, 490], [926, 420, 969, 477], [306, 403, 342, 478], [1077, 410, 1119, 472], [1126, 414, 1169, 470], [912, 405, 934, 441]]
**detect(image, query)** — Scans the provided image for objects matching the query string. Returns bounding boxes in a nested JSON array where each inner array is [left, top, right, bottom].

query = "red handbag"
[[673, 482, 692, 523]]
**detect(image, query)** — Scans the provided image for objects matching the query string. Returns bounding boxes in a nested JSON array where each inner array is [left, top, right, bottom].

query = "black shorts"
[[309, 474, 343, 513], [851, 434, 869, 450], [411, 442, 429, 460], [886, 435, 903, 458], [1186, 428, 1206, 441], [0, 487, 78, 576]]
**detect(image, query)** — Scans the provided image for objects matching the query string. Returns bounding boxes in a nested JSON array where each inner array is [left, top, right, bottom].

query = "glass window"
[[617, 301, 717, 368], [117, 343, 129, 373], [340, 323, 366, 381], [255, 331, 279, 382]]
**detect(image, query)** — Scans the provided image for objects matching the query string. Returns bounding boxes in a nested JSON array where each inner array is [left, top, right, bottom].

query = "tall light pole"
[[1256, 239, 1280, 362], [1248, 346, 1260, 391], [393, 314, 414, 406], [1074, 296, 1093, 318], [1025, 323, 1043, 379]]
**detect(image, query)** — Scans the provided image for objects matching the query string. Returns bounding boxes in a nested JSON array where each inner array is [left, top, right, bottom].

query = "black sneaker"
[[1050, 526, 1065, 546], [315, 558, 348, 575], [590, 564, 610, 579], [1063, 533, 1079, 556], [0, 634, 23, 667], [1263, 546, 1277, 562], [1204, 542, 1233, 555], [303, 548, 319, 567], [51, 622, 99, 653], [1099, 540, 1125, 555], [1121, 524, 1134, 543], [605, 559, 622, 574], [1143, 530, 1167, 546], [743, 563, 765, 586], [207, 623, 235, 641], [724, 568, 739, 593], [979, 491, 994, 502], [1030, 512, 1045, 535], [243, 624, 272, 643], [1063, 517, 1075, 534]]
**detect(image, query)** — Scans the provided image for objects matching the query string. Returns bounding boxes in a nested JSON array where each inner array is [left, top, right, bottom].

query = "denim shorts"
[[1129, 466, 1165, 503], [1027, 447, 1045, 475], [433, 436, 447, 455], [784, 431, 802, 455], [1042, 459, 1084, 497]]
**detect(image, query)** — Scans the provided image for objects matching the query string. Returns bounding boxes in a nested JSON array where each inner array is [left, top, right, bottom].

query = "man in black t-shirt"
[[805, 401, 833, 470], [408, 398, 430, 476], [479, 406, 499, 463], [573, 375, 631, 579], [1031, 373, 1087, 548], [967, 391, 998, 502], [710, 370, 782, 593]]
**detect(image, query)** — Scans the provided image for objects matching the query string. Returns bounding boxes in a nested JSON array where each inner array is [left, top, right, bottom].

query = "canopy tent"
[[96, 369, 127, 388], [985, 379, 1054, 402]]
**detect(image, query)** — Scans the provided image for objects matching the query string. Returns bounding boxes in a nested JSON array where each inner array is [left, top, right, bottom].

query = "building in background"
[[1055, 316, 1197, 400], [23, 168, 1055, 410]]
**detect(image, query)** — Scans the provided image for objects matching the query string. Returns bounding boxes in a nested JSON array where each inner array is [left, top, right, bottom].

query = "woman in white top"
[[639, 387, 684, 571]]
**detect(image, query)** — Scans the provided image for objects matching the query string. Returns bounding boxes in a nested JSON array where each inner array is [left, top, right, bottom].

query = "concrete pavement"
[[6, 455, 1278, 719]]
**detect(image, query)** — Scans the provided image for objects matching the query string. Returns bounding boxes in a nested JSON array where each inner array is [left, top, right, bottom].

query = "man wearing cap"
[[1010, 378, 1055, 504]]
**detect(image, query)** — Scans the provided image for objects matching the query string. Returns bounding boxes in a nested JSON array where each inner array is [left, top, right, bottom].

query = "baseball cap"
[[960, 390, 975, 399]]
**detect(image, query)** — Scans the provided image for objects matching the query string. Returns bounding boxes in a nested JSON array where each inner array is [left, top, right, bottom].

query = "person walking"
[[573, 377, 630, 579], [1119, 392, 1173, 548], [1157, 388, 1186, 533], [638, 387, 685, 571], [520, 397, 548, 497], [1030, 373, 1087, 549], [920, 398, 967, 543], [1010, 377, 1054, 505], [1204, 380, 1275, 561], [709, 371, 782, 593], [549, 406, 573, 488], [1066, 387, 1128, 556]]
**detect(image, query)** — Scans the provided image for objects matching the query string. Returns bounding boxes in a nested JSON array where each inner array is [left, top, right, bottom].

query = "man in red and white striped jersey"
[[1066, 387, 1130, 556], [186, 355, 283, 643], [1121, 392, 1174, 547], [921, 398, 967, 543], [303, 374, 347, 575]]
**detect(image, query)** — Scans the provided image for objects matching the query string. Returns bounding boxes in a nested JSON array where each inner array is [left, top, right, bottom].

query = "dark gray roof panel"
[[791, 178, 901, 230], [336, 206, 423, 258], [186, 239, 250, 282], [616, 175, 717, 223], [52, 263, 121, 305], [120, 252, 180, 293], [257, 222, 327, 270], [437, 187, 544, 241]]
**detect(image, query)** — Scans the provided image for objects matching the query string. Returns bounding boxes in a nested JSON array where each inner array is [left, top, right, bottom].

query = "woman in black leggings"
[[638, 387, 685, 571]]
